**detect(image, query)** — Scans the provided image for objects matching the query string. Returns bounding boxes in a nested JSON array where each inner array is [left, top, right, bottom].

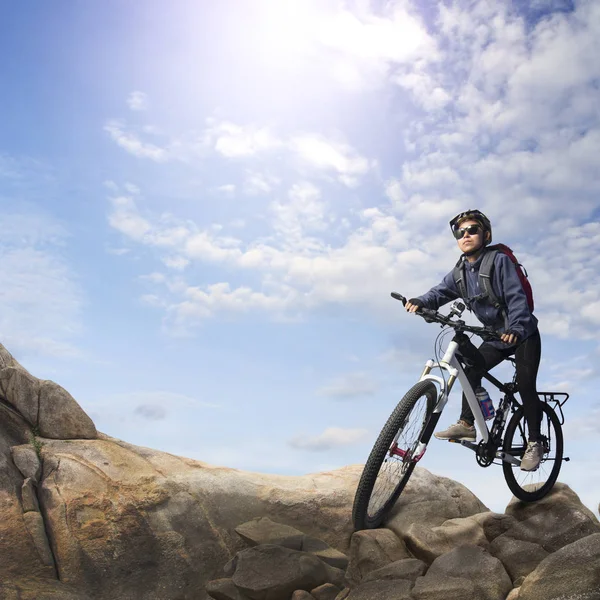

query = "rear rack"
[[538, 392, 569, 425]]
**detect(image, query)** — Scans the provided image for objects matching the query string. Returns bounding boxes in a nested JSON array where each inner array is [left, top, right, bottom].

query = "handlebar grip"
[[391, 292, 407, 305]]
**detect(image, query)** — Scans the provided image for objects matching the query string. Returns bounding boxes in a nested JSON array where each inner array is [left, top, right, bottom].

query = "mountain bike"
[[352, 292, 569, 531]]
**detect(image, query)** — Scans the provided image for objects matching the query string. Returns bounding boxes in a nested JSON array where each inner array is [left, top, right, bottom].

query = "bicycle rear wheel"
[[502, 402, 564, 502], [352, 380, 437, 530]]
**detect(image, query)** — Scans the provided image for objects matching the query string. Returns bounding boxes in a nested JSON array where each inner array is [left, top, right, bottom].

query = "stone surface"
[[23, 511, 56, 569], [345, 528, 410, 585], [504, 483, 600, 553], [412, 545, 512, 600], [0, 341, 97, 440], [206, 578, 251, 600], [346, 579, 413, 600], [361, 558, 427, 584], [21, 477, 40, 513], [384, 467, 489, 538], [11, 444, 42, 482], [311, 583, 340, 600], [488, 535, 549, 584], [231, 544, 344, 600], [517, 533, 600, 600], [404, 515, 489, 564], [236, 517, 305, 550], [0, 578, 88, 600], [37, 379, 97, 439], [0, 402, 56, 582], [291, 592, 315, 600]]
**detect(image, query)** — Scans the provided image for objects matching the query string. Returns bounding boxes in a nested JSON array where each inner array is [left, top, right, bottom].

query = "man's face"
[[455, 219, 485, 253]]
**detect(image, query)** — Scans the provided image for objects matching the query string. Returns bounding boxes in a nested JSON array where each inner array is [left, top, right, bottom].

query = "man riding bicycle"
[[405, 209, 543, 471]]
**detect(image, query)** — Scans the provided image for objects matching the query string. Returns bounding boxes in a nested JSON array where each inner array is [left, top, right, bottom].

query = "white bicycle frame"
[[420, 339, 491, 441]]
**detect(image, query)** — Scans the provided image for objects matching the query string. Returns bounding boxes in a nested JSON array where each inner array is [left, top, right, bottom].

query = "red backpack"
[[453, 243, 534, 314]]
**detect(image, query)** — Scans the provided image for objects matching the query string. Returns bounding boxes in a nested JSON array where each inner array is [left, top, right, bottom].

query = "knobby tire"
[[502, 402, 564, 502], [352, 380, 437, 531]]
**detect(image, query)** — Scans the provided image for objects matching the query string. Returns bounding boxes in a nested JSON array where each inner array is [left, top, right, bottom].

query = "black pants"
[[460, 330, 542, 442]]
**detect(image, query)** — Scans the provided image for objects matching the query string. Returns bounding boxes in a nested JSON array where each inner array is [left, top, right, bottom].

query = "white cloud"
[[290, 134, 373, 187], [206, 120, 282, 158], [127, 91, 149, 111], [104, 121, 167, 161], [288, 426, 369, 451], [216, 184, 236, 196], [0, 213, 83, 359], [317, 372, 378, 399]]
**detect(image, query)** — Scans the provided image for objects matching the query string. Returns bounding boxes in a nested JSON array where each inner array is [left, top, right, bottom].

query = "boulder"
[[488, 535, 549, 585], [503, 483, 600, 553], [235, 517, 348, 569], [0, 341, 96, 440], [231, 544, 345, 600], [11, 443, 42, 482], [291, 592, 315, 600], [518, 533, 600, 600], [384, 467, 488, 538], [345, 528, 410, 585], [361, 558, 427, 584], [31, 436, 361, 599], [346, 579, 413, 599], [404, 515, 489, 564], [206, 578, 251, 600], [411, 545, 512, 600], [0, 402, 56, 582], [310, 583, 341, 600]]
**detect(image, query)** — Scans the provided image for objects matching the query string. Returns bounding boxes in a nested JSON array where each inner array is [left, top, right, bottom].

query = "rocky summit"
[[1, 341, 599, 600]]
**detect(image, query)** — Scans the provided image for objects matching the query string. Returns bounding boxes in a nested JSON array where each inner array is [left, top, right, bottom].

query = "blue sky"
[[1, 0, 599, 517]]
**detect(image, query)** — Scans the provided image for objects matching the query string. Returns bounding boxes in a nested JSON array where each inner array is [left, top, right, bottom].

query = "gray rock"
[[206, 578, 251, 600], [506, 589, 520, 600], [235, 517, 305, 550], [346, 579, 413, 599], [504, 483, 600, 553], [302, 537, 349, 570], [0, 579, 88, 600], [38, 379, 97, 439], [488, 535, 549, 584], [404, 515, 489, 564], [412, 545, 512, 600], [345, 528, 410, 585], [385, 467, 488, 538], [361, 558, 427, 584], [0, 356, 97, 440], [232, 544, 345, 600], [311, 583, 340, 600], [291, 592, 315, 600], [22, 511, 55, 568], [518, 533, 600, 600], [21, 477, 40, 513], [234, 517, 349, 570], [0, 367, 40, 425], [11, 444, 42, 482]]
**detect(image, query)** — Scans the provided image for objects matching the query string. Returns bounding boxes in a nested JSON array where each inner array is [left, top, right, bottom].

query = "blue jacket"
[[416, 250, 538, 347]]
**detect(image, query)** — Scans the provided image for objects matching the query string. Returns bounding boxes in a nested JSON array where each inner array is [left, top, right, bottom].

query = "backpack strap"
[[478, 246, 510, 329], [452, 256, 468, 303]]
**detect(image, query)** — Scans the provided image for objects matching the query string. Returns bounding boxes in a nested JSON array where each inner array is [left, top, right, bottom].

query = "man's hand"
[[406, 298, 424, 313], [500, 332, 519, 345]]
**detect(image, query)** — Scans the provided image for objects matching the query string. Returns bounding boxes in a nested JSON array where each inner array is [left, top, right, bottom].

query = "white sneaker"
[[520, 441, 542, 471]]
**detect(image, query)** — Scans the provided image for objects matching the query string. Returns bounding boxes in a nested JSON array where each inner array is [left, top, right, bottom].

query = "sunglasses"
[[453, 224, 481, 239]]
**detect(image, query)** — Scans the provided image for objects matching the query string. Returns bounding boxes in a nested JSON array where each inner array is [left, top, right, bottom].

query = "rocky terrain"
[[0, 341, 599, 600]]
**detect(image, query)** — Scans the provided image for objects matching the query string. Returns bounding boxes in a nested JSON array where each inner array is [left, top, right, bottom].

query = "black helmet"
[[449, 209, 492, 244]]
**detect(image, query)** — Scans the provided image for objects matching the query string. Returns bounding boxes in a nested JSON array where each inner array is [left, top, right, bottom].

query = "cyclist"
[[405, 209, 543, 471]]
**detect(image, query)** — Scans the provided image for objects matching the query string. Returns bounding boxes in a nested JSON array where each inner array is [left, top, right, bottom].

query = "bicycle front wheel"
[[502, 402, 564, 502], [352, 380, 437, 531]]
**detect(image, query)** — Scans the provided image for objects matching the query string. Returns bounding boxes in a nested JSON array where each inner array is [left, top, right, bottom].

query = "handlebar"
[[391, 292, 502, 342]]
